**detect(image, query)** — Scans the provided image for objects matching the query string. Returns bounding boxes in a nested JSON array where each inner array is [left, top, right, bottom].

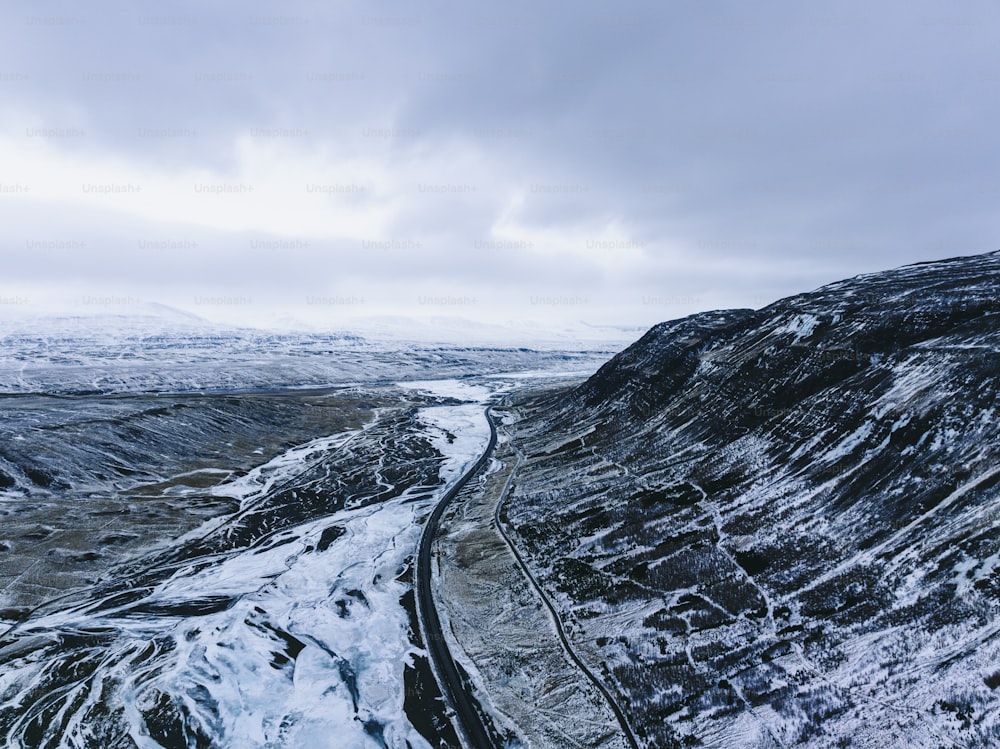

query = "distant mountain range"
[[503, 250, 1000, 747]]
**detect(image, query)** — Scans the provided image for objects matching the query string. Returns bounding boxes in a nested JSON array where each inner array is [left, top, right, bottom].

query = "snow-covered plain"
[[0, 379, 500, 748], [0, 305, 630, 395], [0, 297, 620, 749]]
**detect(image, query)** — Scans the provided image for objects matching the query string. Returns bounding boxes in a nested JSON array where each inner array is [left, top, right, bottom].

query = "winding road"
[[416, 405, 640, 749], [414, 406, 499, 749]]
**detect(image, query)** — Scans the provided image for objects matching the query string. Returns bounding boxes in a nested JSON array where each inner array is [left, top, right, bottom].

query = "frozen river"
[[0, 380, 497, 748]]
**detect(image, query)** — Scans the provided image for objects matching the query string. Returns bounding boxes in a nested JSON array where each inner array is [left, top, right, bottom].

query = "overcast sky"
[[1, 0, 998, 332]]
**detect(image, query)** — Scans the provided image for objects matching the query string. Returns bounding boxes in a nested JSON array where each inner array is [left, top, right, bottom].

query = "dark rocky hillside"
[[503, 250, 1000, 747]]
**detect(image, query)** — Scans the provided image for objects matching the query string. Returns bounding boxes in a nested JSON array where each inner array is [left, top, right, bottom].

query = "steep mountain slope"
[[502, 251, 1000, 747]]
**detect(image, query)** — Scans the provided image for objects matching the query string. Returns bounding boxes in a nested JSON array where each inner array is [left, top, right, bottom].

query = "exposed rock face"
[[503, 251, 1000, 747]]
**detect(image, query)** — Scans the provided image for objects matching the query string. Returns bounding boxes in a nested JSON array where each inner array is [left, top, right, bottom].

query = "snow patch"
[[776, 313, 820, 341]]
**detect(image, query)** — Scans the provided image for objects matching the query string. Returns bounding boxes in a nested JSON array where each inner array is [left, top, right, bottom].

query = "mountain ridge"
[[502, 249, 1000, 747]]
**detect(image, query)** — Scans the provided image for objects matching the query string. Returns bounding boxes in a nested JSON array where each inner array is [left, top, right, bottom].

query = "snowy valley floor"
[[0, 372, 620, 749]]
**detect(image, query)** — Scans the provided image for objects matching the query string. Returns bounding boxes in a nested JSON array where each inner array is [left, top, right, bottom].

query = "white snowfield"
[[0, 306, 633, 395], [0, 379, 501, 748], [0, 306, 622, 747]]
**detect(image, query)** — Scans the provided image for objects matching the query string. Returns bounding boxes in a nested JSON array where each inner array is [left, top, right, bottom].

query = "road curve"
[[415, 405, 499, 749], [494, 414, 642, 749]]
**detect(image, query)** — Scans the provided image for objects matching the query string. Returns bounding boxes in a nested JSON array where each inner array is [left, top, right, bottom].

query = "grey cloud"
[[2, 0, 999, 329]]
